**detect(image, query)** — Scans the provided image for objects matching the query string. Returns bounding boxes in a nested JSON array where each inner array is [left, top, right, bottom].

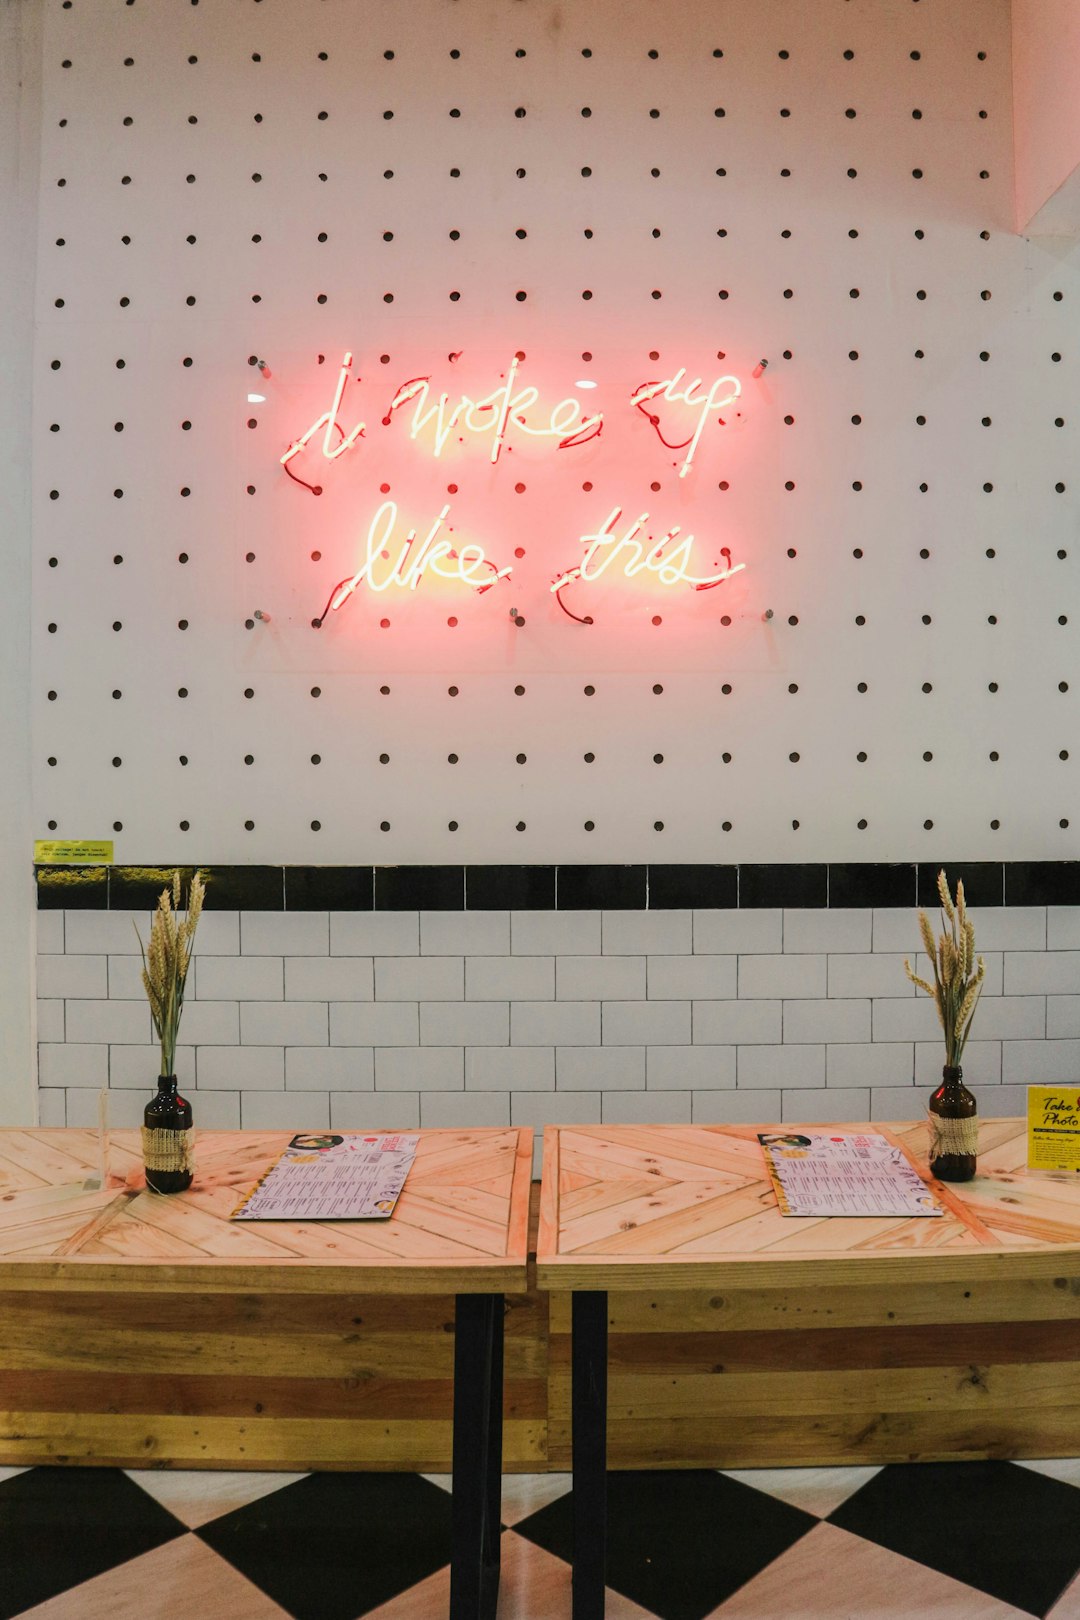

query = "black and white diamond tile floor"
[[0, 1459, 1077, 1619]]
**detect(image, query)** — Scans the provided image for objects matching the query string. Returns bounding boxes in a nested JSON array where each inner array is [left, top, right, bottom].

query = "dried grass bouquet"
[[904, 868, 985, 1067], [135, 870, 205, 1078]]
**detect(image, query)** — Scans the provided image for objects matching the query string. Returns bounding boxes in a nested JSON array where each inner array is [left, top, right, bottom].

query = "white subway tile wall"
[[35, 908, 1080, 1150]]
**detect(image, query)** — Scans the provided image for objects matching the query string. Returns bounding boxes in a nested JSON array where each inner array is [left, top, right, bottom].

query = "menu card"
[[232, 1132, 419, 1221], [758, 1130, 943, 1218]]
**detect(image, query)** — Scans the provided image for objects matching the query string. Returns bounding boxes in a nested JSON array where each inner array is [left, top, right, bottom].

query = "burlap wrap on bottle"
[[928, 1114, 978, 1159], [141, 1126, 194, 1175]]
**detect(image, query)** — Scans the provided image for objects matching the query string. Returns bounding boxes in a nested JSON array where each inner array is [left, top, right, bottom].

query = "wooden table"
[[0, 1126, 533, 1620], [535, 1119, 1080, 1620]]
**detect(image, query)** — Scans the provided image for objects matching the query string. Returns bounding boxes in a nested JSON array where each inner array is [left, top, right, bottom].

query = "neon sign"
[[281, 352, 365, 492], [631, 368, 741, 478], [316, 501, 513, 625], [274, 350, 756, 627], [280, 354, 742, 482], [551, 507, 743, 623], [385, 352, 603, 462]]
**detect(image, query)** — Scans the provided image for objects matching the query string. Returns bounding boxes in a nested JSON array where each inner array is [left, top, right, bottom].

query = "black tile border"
[[284, 867, 374, 911], [739, 864, 827, 909], [466, 865, 556, 910], [647, 865, 737, 910], [33, 862, 1080, 911], [556, 865, 647, 910]]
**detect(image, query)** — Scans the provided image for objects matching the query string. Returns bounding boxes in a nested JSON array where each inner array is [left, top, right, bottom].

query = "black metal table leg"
[[450, 1292, 503, 1620], [572, 1289, 608, 1620]]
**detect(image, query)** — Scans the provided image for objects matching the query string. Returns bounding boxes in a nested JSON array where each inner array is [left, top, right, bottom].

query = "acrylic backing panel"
[[32, 0, 1080, 864]]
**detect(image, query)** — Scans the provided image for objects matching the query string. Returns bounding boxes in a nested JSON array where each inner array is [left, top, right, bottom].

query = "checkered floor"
[[1, 1458, 1078, 1618]]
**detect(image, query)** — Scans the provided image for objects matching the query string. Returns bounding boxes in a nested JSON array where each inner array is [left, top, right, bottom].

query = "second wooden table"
[[536, 1119, 1080, 1620]]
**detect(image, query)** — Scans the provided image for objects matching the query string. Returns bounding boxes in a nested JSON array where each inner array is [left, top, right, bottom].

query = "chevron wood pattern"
[[0, 1127, 533, 1293], [536, 1120, 1080, 1291]]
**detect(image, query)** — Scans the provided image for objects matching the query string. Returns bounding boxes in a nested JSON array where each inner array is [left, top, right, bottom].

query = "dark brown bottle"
[[928, 1065, 977, 1182], [143, 1075, 194, 1194]]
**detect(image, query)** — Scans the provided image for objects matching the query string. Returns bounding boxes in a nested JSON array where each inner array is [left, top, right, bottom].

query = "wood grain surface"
[[536, 1120, 1080, 1289], [0, 1127, 533, 1294]]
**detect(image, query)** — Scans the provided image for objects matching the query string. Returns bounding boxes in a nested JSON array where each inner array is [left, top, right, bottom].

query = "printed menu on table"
[[758, 1130, 943, 1218], [232, 1133, 419, 1221]]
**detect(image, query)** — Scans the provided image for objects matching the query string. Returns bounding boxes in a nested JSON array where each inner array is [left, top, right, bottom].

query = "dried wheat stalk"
[[904, 868, 985, 1067], [135, 870, 205, 1078]]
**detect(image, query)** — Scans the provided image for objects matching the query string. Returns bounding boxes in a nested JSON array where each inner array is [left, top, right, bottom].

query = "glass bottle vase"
[[142, 1075, 194, 1194], [928, 1064, 977, 1182]]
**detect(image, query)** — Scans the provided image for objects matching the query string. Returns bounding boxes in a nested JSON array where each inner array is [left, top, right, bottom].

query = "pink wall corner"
[[1012, 0, 1080, 231]]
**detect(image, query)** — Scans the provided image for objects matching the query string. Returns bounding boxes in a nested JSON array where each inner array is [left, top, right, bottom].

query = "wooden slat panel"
[[0, 1371, 546, 1421], [0, 1412, 547, 1471], [0, 1290, 545, 1378], [550, 1318, 1080, 1375], [547, 1410, 1080, 1471], [551, 1362, 1080, 1420], [547, 1275, 1080, 1333]]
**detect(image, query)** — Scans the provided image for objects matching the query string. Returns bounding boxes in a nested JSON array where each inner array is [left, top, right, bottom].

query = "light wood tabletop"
[[536, 1119, 1080, 1291], [0, 1127, 533, 1294]]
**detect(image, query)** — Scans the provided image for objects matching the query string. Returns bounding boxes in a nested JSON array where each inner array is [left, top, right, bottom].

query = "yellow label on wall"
[[1027, 1086, 1080, 1173], [34, 840, 114, 865]]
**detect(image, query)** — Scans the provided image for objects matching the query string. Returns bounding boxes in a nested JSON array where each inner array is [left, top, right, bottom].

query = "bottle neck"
[[157, 1075, 178, 1093], [941, 1064, 963, 1086]]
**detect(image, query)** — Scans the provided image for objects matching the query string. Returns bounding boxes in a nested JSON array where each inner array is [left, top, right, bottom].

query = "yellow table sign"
[[34, 840, 114, 865], [1027, 1086, 1080, 1173]]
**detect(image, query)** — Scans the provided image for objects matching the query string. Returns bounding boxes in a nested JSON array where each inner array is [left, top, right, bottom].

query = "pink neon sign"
[[281, 352, 365, 492], [385, 352, 603, 462], [551, 507, 743, 623], [630, 368, 741, 478], [275, 350, 754, 626], [316, 501, 513, 625]]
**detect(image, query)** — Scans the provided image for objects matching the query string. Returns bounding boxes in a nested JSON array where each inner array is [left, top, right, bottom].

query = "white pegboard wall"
[[31, 0, 1080, 864]]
